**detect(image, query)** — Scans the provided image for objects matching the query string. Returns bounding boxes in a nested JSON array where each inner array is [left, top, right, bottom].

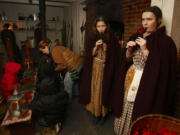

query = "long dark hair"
[[143, 6, 162, 27], [92, 16, 111, 42]]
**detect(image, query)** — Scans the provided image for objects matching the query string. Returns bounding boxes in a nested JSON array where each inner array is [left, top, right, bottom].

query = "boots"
[[92, 116, 106, 125]]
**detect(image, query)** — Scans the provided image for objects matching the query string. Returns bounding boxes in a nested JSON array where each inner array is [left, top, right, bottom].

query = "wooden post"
[[39, 0, 46, 39], [7, 40, 14, 61], [24, 40, 31, 59]]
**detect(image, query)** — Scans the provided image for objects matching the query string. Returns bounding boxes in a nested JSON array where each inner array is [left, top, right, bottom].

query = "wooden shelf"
[[15, 30, 34, 32], [0, 20, 39, 23], [0, 20, 62, 43]]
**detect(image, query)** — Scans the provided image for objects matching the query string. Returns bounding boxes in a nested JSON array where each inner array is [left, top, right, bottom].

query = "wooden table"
[[8, 121, 35, 135], [1, 90, 35, 135]]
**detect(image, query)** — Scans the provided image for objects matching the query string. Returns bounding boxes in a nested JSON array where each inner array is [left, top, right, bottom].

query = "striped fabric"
[[114, 49, 147, 135]]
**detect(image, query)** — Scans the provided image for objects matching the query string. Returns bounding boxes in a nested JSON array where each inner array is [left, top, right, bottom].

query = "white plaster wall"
[[64, 0, 86, 55], [151, 0, 180, 52], [0, 3, 64, 48], [46, 6, 64, 42], [151, 0, 175, 36], [171, 0, 180, 53], [0, 3, 64, 23], [0, 3, 39, 20], [64, 7, 72, 49]]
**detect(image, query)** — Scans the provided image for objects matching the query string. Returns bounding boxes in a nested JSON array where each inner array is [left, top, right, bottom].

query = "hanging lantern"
[[8, 89, 28, 117]]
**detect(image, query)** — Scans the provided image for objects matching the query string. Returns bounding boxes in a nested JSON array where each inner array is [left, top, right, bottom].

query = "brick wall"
[[121, 0, 151, 42], [85, 0, 151, 42]]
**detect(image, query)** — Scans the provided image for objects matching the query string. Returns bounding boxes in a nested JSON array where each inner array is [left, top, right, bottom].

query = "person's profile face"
[[96, 21, 107, 34], [39, 46, 49, 54], [142, 12, 158, 34]]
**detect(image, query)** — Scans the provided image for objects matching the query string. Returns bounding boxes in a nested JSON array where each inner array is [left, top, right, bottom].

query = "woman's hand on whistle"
[[95, 39, 103, 48], [135, 37, 147, 51], [135, 37, 149, 56], [126, 41, 136, 58], [126, 41, 136, 52]]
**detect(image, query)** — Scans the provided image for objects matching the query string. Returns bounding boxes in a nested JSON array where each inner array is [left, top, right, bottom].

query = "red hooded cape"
[[0, 62, 21, 100]]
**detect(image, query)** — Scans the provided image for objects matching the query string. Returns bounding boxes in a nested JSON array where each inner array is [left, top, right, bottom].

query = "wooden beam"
[[39, 0, 46, 39], [0, 0, 71, 7]]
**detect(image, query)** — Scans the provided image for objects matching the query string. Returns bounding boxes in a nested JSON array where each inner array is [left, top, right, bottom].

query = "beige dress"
[[114, 49, 148, 135], [85, 47, 108, 117]]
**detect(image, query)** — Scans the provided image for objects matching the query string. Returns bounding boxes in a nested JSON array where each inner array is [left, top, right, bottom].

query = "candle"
[[27, 61, 30, 69], [14, 110, 21, 117]]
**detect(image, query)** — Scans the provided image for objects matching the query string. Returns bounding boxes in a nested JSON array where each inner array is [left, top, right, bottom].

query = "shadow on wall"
[[109, 21, 124, 40]]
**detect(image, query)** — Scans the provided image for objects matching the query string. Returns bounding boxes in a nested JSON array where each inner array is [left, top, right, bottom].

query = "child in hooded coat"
[[0, 62, 21, 101]]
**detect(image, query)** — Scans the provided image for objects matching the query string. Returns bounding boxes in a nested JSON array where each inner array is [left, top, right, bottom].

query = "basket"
[[128, 114, 180, 135]]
